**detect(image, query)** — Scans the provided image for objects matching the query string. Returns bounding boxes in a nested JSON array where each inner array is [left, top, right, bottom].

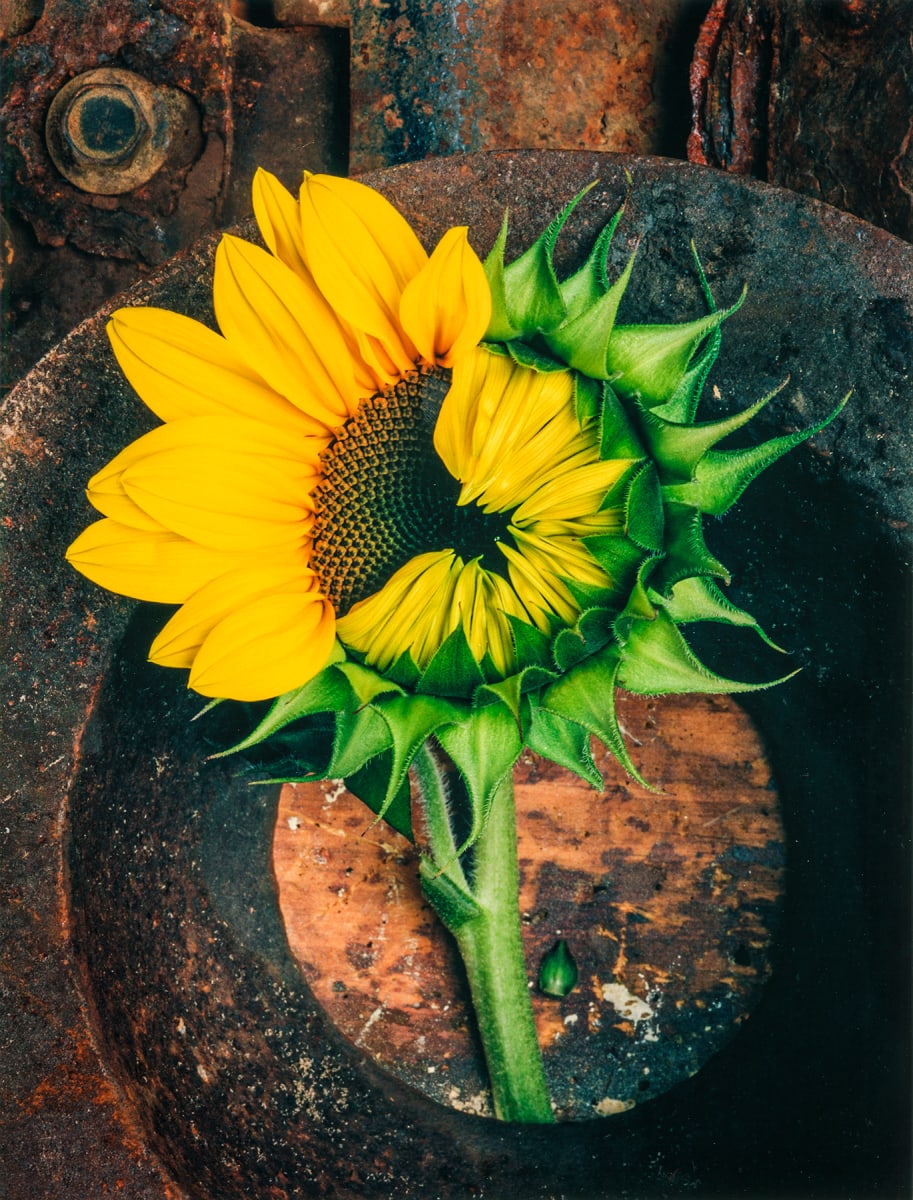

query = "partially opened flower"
[[66, 172, 845, 1123]]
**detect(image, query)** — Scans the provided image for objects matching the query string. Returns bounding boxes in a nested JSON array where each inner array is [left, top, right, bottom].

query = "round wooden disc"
[[273, 691, 784, 1121]]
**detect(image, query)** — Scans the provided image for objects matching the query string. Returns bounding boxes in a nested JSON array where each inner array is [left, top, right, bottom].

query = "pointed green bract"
[[607, 291, 746, 405], [526, 704, 603, 789], [540, 645, 649, 786], [634, 384, 783, 483], [436, 703, 524, 859], [542, 246, 638, 378], [558, 203, 624, 317], [418, 624, 488, 698], [617, 608, 796, 696], [657, 575, 783, 651], [347, 756, 413, 839], [484, 183, 601, 340]]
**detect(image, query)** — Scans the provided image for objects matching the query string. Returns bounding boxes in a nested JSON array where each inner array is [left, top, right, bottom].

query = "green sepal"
[[371, 694, 463, 821], [539, 645, 650, 786], [581, 534, 647, 601], [335, 658, 405, 706], [384, 647, 423, 689], [558, 203, 624, 316], [617, 607, 797, 695], [607, 287, 746, 405], [501, 338, 567, 374], [507, 612, 557, 674], [495, 182, 599, 337], [653, 334, 722, 426], [542, 243, 639, 378], [650, 243, 724, 425], [419, 858, 483, 931], [482, 212, 520, 341], [634, 383, 784, 484], [623, 461, 665, 552], [575, 371, 603, 429], [346, 756, 413, 840], [475, 672, 525, 725], [211, 665, 358, 757], [526, 704, 603, 790], [328, 705, 393, 778], [651, 502, 730, 592], [612, 554, 662, 644], [600, 383, 647, 459], [655, 575, 784, 652], [418, 624, 487, 699], [662, 393, 850, 516], [435, 702, 524, 857], [552, 604, 613, 672]]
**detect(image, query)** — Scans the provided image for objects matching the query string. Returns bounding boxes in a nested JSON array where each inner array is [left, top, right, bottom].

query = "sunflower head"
[[66, 172, 845, 857]]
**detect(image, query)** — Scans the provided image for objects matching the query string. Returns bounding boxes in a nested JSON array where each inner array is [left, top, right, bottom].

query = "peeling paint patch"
[[601, 981, 654, 1023]]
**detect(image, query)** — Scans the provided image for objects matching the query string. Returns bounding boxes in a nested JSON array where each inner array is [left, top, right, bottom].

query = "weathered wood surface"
[[275, 691, 784, 1120]]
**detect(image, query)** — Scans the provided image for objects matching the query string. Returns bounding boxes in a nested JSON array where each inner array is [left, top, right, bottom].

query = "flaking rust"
[[688, 0, 913, 240]]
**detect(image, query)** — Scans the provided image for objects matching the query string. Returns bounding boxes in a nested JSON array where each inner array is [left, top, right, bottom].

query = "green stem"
[[415, 746, 553, 1123]]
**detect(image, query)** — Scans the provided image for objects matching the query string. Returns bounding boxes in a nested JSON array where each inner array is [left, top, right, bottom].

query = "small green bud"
[[538, 938, 579, 997]]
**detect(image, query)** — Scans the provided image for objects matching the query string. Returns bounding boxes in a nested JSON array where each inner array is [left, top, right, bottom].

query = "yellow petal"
[[449, 558, 525, 673], [511, 526, 609, 591], [108, 308, 321, 434], [252, 167, 309, 279], [399, 227, 491, 367], [88, 415, 322, 549], [149, 556, 318, 670], [499, 537, 578, 628], [337, 549, 529, 676], [513, 457, 636, 526], [299, 173, 423, 372], [150, 561, 334, 701], [214, 235, 371, 426], [65, 518, 240, 603], [190, 592, 335, 700], [435, 348, 582, 513]]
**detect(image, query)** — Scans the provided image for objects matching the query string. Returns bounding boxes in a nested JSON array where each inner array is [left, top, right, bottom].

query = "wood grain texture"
[[274, 691, 784, 1120]]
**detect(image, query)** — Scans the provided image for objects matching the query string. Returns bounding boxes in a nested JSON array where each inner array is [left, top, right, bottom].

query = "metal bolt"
[[45, 68, 193, 197], [62, 83, 150, 166]]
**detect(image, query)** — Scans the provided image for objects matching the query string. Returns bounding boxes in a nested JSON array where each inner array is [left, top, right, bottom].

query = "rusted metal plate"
[[275, 693, 784, 1120], [688, 0, 913, 241], [0, 4, 348, 387], [2, 152, 911, 1198], [343, 0, 706, 172], [1, 0, 231, 262]]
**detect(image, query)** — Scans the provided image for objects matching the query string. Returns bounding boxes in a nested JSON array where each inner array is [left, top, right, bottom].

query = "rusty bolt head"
[[45, 68, 191, 196], [62, 83, 150, 166]]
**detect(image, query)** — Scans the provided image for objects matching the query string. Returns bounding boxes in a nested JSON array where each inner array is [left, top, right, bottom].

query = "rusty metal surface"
[[2, 1, 709, 389], [2, 151, 911, 1199], [1, 3, 348, 388], [1, 0, 230, 261], [688, 0, 913, 240], [343, 0, 706, 172]]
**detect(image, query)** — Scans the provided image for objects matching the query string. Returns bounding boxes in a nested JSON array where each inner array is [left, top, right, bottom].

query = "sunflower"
[[66, 170, 845, 1125], [68, 169, 842, 821]]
